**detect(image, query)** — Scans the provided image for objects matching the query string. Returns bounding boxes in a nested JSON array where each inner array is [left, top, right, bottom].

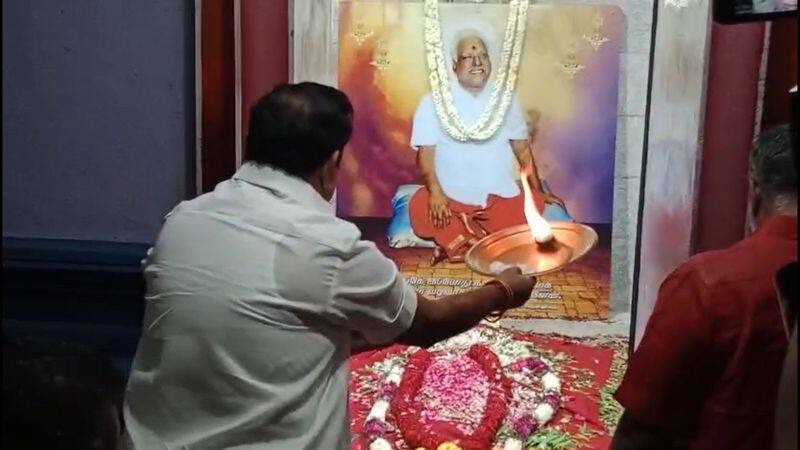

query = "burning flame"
[[520, 171, 555, 244]]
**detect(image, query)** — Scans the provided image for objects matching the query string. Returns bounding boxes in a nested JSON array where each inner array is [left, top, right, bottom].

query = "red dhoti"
[[409, 187, 546, 262]]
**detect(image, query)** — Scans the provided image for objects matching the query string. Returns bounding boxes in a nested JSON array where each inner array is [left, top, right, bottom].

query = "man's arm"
[[511, 140, 564, 208], [611, 412, 682, 450], [511, 139, 544, 191], [351, 332, 385, 354], [612, 266, 718, 446], [397, 268, 535, 347], [417, 145, 451, 228], [331, 238, 535, 350]]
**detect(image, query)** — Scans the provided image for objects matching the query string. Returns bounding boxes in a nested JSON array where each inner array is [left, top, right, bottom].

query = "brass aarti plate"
[[466, 222, 599, 277]]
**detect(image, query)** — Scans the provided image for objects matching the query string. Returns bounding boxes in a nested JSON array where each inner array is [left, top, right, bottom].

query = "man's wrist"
[[484, 279, 514, 311], [429, 185, 445, 197]]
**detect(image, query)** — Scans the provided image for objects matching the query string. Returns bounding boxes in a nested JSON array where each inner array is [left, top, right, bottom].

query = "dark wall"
[[2, 0, 195, 243], [2, 1, 196, 374]]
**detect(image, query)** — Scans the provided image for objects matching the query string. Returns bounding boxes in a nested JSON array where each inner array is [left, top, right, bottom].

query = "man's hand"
[[397, 267, 537, 348], [428, 189, 452, 229], [350, 331, 385, 355], [495, 267, 536, 309]]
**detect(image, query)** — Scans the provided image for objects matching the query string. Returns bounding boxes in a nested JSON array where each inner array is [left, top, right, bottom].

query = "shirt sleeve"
[[410, 94, 440, 149], [504, 98, 529, 141], [329, 239, 418, 345], [614, 264, 721, 434]]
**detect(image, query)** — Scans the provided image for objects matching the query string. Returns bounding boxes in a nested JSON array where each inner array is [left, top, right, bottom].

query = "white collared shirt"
[[123, 163, 418, 449], [410, 81, 529, 207]]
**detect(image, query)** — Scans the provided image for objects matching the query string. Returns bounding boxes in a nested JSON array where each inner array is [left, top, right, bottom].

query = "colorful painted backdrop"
[[338, 2, 622, 223]]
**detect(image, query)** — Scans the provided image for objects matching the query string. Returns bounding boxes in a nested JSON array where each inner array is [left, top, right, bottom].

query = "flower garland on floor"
[[423, 0, 530, 142], [502, 357, 562, 450], [393, 345, 511, 450], [364, 365, 404, 450], [360, 328, 566, 450]]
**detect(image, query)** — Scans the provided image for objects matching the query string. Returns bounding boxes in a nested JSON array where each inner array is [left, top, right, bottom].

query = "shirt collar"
[[233, 162, 334, 215], [755, 215, 798, 241]]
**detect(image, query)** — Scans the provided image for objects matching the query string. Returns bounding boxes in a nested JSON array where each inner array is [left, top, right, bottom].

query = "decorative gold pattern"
[[559, 43, 585, 79], [370, 41, 392, 72], [350, 21, 373, 46], [582, 14, 609, 52]]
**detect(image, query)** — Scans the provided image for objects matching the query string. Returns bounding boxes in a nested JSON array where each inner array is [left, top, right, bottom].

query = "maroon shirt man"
[[612, 125, 798, 450]]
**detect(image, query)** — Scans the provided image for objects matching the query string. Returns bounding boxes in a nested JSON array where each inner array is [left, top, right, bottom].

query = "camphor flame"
[[520, 171, 555, 244]]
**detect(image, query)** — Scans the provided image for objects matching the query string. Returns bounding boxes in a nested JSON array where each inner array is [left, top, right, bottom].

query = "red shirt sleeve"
[[615, 264, 721, 433]]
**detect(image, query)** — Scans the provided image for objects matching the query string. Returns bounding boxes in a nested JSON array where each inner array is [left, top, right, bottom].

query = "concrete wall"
[[2, 0, 194, 243]]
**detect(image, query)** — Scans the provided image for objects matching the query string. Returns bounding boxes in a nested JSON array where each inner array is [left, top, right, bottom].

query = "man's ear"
[[332, 150, 343, 168], [751, 184, 763, 218]]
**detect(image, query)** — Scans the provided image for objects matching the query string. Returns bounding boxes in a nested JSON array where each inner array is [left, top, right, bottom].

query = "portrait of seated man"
[[735, 0, 797, 13], [408, 27, 564, 263]]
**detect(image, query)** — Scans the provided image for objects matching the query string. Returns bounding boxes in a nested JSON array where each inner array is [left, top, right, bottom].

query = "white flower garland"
[[364, 366, 404, 450], [423, 0, 530, 142]]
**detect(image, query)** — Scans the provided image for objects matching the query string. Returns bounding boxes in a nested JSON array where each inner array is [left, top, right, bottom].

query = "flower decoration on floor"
[[502, 357, 562, 450], [393, 345, 511, 450], [352, 327, 607, 450], [364, 365, 404, 450]]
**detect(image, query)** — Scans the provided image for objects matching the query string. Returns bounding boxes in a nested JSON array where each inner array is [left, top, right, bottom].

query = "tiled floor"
[[352, 218, 611, 321]]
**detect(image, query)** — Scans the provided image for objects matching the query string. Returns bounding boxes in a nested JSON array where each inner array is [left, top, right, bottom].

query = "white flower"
[[386, 366, 403, 384], [534, 403, 555, 425], [367, 399, 390, 421], [504, 438, 524, 450], [542, 372, 561, 391], [369, 437, 393, 450], [443, 329, 482, 348]]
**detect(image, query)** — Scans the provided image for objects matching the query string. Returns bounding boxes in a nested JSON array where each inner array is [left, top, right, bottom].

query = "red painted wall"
[[695, 22, 765, 253], [201, 1, 237, 192], [695, 18, 799, 253], [200, 0, 288, 192], [241, 0, 289, 150]]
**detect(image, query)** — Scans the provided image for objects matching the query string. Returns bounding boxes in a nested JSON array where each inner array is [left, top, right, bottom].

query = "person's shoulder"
[[661, 235, 788, 315], [414, 92, 435, 114], [655, 247, 741, 310], [418, 92, 434, 104], [165, 178, 238, 216], [682, 234, 782, 285], [157, 192, 211, 223], [666, 245, 745, 293], [290, 212, 364, 254]]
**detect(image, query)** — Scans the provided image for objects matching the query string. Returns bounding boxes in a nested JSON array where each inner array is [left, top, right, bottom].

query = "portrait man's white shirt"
[[410, 80, 529, 207], [751, 0, 797, 12], [122, 162, 417, 449]]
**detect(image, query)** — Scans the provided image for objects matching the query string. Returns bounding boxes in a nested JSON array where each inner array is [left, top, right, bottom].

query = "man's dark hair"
[[3, 337, 124, 449], [751, 124, 798, 202], [246, 82, 354, 177]]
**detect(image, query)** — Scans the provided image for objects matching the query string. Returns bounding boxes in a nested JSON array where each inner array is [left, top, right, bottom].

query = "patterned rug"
[[349, 325, 627, 449]]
